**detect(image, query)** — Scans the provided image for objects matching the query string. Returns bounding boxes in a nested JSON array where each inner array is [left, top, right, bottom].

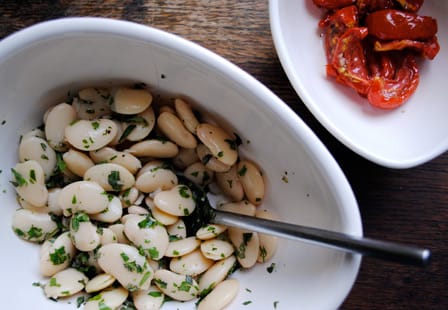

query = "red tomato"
[[312, 0, 356, 10], [366, 9, 437, 40], [367, 53, 419, 109]]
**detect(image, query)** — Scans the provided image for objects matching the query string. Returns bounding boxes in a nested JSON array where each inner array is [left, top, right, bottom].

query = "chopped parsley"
[[138, 216, 158, 229], [243, 301, 252, 305], [49, 246, 69, 265], [27, 225, 43, 239], [107, 170, 122, 191], [118, 124, 136, 143], [238, 165, 247, 176], [178, 185, 191, 198], [71, 213, 90, 232], [91, 121, 100, 130], [10, 168, 27, 187], [148, 291, 162, 297], [267, 262, 276, 273]]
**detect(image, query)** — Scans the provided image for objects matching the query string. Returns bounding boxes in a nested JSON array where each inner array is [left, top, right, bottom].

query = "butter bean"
[[99, 227, 118, 245], [228, 229, 259, 268], [157, 111, 197, 149], [97, 243, 154, 291], [200, 239, 234, 260], [219, 200, 256, 216], [150, 203, 179, 226], [256, 209, 279, 263], [84, 287, 129, 310], [90, 147, 141, 174], [39, 231, 76, 277], [172, 147, 199, 170], [136, 167, 177, 194], [21, 128, 45, 141], [110, 87, 152, 115], [64, 119, 118, 151], [44, 268, 87, 299], [237, 160, 265, 206], [132, 286, 164, 310], [169, 249, 213, 276], [165, 236, 200, 257], [128, 205, 150, 215], [122, 107, 156, 141], [118, 187, 140, 208], [153, 185, 195, 216], [90, 196, 123, 223], [166, 219, 187, 240], [153, 269, 199, 301], [108, 223, 129, 244], [19, 136, 57, 180], [73, 87, 111, 120], [196, 123, 238, 166], [127, 139, 179, 158], [197, 279, 239, 310], [84, 163, 135, 192], [47, 188, 63, 216], [85, 273, 116, 293], [174, 98, 199, 134], [215, 165, 244, 202], [196, 144, 231, 173], [45, 103, 77, 151], [196, 224, 227, 240], [198, 255, 236, 294], [63, 148, 94, 177], [70, 212, 101, 251], [123, 214, 169, 261], [12, 208, 57, 243], [58, 180, 109, 215], [11, 160, 48, 207], [184, 162, 214, 187]]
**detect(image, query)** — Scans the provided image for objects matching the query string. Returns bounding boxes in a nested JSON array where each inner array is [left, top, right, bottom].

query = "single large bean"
[[19, 136, 57, 180], [64, 119, 118, 151], [132, 285, 164, 310], [39, 231, 76, 277], [197, 279, 239, 310], [215, 165, 244, 202], [198, 255, 237, 294], [97, 243, 154, 291], [165, 236, 201, 257], [153, 269, 199, 301], [123, 215, 169, 261], [157, 111, 197, 149], [44, 268, 88, 299], [127, 139, 179, 158], [174, 98, 200, 134], [153, 185, 196, 216], [70, 212, 101, 252], [90, 147, 142, 175], [12, 208, 57, 243], [84, 287, 129, 310], [90, 196, 123, 223], [121, 106, 156, 141], [196, 123, 238, 166], [58, 180, 109, 215], [237, 159, 265, 206], [84, 163, 135, 192], [110, 87, 152, 115], [169, 249, 213, 276], [63, 148, 94, 177], [11, 160, 48, 207], [44, 102, 77, 151], [73, 87, 111, 120]]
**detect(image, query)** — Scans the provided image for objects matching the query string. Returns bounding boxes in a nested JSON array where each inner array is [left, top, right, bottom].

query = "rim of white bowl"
[[0, 16, 362, 305]]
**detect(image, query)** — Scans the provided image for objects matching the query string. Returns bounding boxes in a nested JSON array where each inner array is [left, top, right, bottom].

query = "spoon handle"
[[212, 210, 431, 267]]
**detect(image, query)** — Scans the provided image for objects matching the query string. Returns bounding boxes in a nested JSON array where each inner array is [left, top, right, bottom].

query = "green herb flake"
[[27, 225, 43, 239], [40, 142, 47, 151], [107, 170, 122, 191], [91, 121, 100, 130], [76, 296, 85, 308], [148, 291, 162, 297], [148, 247, 159, 260], [243, 301, 252, 306], [178, 185, 191, 198], [71, 213, 90, 232], [49, 277, 61, 287], [10, 168, 27, 187], [139, 271, 152, 286], [238, 165, 247, 176], [138, 216, 158, 229], [118, 124, 136, 143], [49, 246, 69, 265], [29, 169, 36, 184], [267, 262, 276, 274], [154, 278, 167, 289], [217, 151, 224, 158], [72, 195, 77, 204], [41, 154, 49, 160], [274, 301, 279, 309]]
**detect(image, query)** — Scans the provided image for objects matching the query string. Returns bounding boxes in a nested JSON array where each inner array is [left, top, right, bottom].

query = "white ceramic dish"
[[270, 0, 448, 169], [0, 18, 362, 309]]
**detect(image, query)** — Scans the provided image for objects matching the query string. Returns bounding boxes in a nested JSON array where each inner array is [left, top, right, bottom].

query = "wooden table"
[[1, 1, 446, 309]]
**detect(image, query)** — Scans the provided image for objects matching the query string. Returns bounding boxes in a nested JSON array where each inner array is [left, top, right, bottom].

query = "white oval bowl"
[[0, 17, 362, 309], [270, 0, 448, 169]]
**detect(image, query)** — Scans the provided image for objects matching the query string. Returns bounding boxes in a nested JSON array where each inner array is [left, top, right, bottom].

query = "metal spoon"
[[179, 176, 431, 267]]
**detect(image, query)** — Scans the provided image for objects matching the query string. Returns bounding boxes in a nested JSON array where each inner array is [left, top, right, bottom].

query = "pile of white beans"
[[10, 86, 278, 310]]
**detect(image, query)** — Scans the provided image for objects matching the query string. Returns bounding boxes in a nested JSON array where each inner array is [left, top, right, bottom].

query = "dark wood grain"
[[1, 1, 447, 309]]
